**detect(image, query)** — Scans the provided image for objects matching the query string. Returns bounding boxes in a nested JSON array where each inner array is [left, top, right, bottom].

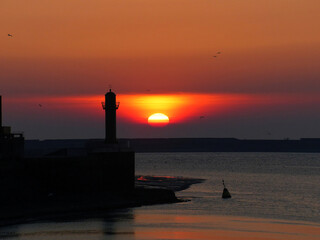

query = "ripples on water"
[[135, 152, 320, 223], [1, 152, 320, 239]]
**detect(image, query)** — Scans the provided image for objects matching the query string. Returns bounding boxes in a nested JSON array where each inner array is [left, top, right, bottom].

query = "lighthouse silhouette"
[[102, 89, 119, 144]]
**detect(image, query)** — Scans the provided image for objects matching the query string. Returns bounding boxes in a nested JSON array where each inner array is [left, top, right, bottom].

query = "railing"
[[0, 132, 24, 139], [101, 102, 120, 110], [12, 132, 24, 138]]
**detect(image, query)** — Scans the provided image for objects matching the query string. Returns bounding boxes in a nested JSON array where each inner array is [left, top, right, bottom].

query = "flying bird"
[[38, 104, 42, 107], [217, 51, 221, 54], [200, 116, 205, 119], [8, 34, 13, 37]]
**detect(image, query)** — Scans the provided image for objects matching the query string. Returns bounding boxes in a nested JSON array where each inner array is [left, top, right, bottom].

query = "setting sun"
[[148, 113, 169, 127]]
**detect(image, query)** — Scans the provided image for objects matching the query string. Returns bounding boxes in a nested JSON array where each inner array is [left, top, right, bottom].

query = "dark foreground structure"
[[0, 92, 178, 226], [0, 96, 24, 161], [1, 91, 136, 195]]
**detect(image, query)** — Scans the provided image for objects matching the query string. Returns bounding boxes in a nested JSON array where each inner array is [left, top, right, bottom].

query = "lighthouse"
[[102, 89, 119, 144]]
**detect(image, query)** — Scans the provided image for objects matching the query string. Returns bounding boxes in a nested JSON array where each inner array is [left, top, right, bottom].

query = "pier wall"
[[0, 151, 135, 204], [25, 152, 135, 196]]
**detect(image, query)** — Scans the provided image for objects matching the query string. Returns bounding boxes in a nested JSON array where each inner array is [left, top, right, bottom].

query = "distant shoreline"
[[25, 138, 320, 155]]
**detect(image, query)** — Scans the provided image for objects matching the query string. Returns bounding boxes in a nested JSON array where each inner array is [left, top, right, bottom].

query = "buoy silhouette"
[[222, 179, 231, 199]]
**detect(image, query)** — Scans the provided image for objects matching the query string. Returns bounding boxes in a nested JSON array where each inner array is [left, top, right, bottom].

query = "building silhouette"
[[102, 89, 119, 144], [0, 95, 24, 161]]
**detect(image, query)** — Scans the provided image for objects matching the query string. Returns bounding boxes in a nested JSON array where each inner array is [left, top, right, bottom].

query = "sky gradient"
[[1, 0, 320, 139]]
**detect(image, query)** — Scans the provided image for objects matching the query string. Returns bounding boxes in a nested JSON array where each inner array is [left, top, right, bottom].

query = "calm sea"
[[136, 152, 320, 222], [1, 152, 320, 239]]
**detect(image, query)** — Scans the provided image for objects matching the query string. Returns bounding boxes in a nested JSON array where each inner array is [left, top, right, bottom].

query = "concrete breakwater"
[[0, 187, 179, 227], [0, 151, 179, 226], [0, 156, 180, 226], [1, 152, 135, 199], [0, 91, 181, 227]]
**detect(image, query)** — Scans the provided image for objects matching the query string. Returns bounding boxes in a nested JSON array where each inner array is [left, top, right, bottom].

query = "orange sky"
[[1, 0, 320, 96], [1, 1, 320, 138], [2, 0, 320, 58]]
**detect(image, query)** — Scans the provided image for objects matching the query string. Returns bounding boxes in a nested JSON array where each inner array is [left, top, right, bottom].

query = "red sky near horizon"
[[2, 93, 320, 139], [1, 1, 320, 139]]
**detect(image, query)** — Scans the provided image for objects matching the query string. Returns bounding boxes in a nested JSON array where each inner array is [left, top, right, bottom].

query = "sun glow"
[[118, 94, 189, 124], [148, 113, 169, 127], [6, 93, 314, 131]]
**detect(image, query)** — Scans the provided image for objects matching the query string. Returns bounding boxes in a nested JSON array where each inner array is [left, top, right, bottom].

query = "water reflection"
[[1, 205, 320, 240], [0, 209, 135, 240], [132, 210, 320, 240]]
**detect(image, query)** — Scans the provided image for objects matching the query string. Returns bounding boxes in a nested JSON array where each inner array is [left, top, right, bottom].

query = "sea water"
[[1, 152, 320, 239], [135, 152, 320, 223]]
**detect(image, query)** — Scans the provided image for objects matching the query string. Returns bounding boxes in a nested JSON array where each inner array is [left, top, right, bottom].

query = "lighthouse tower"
[[102, 89, 119, 144]]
